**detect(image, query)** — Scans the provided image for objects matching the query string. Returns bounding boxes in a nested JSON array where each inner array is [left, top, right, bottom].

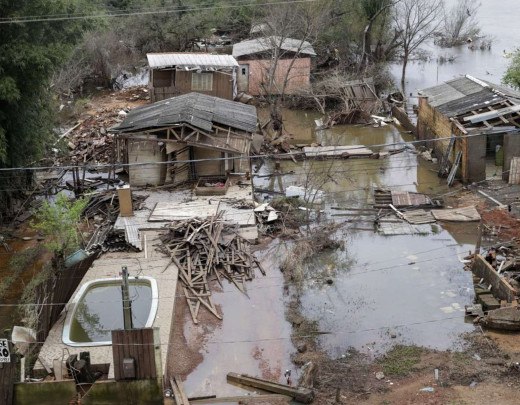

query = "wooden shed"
[[147, 53, 239, 102], [110, 93, 258, 187], [232, 36, 316, 96]]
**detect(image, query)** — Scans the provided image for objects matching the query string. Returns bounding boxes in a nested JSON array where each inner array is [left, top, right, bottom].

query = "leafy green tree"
[[32, 192, 87, 256], [0, 0, 99, 213], [504, 51, 520, 90]]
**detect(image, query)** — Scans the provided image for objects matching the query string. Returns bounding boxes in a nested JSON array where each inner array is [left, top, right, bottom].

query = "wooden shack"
[[417, 75, 520, 183], [110, 93, 258, 187], [232, 36, 316, 96], [147, 53, 239, 102]]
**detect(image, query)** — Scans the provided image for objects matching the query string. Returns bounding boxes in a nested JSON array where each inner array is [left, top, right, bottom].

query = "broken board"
[[431, 206, 480, 222], [302, 145, 373, 158]]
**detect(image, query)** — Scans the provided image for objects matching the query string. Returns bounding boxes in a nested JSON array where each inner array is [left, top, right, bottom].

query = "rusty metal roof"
[[147, 53, 238, 69], [111, 92, 257, 134], [232, 36, 316, 58]]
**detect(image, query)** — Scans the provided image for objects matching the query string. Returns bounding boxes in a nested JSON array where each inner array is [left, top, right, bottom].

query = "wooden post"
[[121, 266, 133, 330], [475, 219, 483, 256]]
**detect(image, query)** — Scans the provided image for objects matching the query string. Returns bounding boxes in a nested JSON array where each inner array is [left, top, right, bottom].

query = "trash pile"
[[159, 211, 265, 323]]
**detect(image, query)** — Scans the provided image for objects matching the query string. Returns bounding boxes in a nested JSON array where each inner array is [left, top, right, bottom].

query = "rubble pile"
[[160, 211, 265, 324], [59, 87, 149, 165], [82, 191, 148, 252]]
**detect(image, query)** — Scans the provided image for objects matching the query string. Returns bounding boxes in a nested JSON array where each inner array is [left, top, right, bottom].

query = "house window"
[[153, 70, 173, 87], [191, 73, 213, 91], [241, 67, 247, 75]]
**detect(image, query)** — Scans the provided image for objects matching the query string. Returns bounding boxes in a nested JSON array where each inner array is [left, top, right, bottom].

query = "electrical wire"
[[0, 0, 320, 24]]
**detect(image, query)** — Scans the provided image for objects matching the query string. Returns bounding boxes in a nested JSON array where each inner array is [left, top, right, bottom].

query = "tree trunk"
[[401, 51, 409, 92]]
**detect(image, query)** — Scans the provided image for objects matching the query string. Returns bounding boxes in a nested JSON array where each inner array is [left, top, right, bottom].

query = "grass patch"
[[379, 345, 423, 376]]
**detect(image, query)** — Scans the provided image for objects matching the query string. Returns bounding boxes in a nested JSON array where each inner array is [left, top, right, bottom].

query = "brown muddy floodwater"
[[254, 110, 477, 358], [0, 229, 47, 332], [181, 244, 294, 397]]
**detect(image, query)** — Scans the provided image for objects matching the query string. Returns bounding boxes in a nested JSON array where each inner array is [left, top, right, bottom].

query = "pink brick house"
[[232, 36, 316, 96]]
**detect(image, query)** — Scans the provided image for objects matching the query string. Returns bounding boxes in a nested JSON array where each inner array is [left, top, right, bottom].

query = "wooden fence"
[[35, 252, 99, 343], [111, 328, 158, 381]]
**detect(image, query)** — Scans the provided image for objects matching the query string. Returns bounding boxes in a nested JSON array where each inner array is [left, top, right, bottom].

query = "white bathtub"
[[62, 276, 158, 347]]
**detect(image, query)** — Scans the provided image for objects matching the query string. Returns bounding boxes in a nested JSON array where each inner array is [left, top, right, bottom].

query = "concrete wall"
[[392, 106, 417, 136], [127, 138, 167, 187], [14, 381, 77, 405], [503, 133, 520, 182], [472, 254, 517, 302], [14, 378, 163, 405], [82, 379, 163, 405], [237, 57, 311, 96]]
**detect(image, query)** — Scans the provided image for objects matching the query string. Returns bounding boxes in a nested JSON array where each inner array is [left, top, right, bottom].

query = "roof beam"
[[464, 104, 520, 124]]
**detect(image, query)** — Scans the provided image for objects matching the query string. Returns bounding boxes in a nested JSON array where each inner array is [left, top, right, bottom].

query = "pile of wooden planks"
[[160, 211, 265, 324]]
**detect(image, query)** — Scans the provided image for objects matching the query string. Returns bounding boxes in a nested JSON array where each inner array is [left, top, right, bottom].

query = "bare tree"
[[359, 0, 398, 71], [254, 2, 330, 138], [393, 0, 444, 90], [438, 0, 480, 47]]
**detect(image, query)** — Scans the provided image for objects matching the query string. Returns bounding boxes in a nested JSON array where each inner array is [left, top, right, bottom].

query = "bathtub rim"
[[62, 276, 158, 347]]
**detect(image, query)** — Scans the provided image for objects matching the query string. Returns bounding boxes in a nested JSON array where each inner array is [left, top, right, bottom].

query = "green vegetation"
[[379, 345, 423, 376], [31, 192, 87, 256], [0, 246, 44, 300], [0, 0, 98, 212], [504, 51, 520, 90]]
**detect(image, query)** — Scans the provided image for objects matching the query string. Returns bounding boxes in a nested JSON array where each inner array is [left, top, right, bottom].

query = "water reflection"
[[254, 108, 477, 355]]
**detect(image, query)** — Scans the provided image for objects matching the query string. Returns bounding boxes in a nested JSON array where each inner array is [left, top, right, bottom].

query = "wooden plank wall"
[[175, 71, 233, 100], [0, 342, 17, 405], [112, 329, 157, 381]]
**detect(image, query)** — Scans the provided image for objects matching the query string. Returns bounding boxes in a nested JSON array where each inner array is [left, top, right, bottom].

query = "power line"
[[0, 0, 319, 24], [4, 314, 467, 346]]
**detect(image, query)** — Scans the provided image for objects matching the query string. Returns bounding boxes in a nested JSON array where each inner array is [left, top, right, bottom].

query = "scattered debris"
[[432, 206, 481, 222], [159, 212, 264, 323]]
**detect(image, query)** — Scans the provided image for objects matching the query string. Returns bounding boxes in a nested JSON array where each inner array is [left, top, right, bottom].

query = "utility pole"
[[121, 266, 133, 330]]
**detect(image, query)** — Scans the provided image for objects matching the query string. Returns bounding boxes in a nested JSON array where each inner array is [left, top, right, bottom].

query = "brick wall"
[[417, 97, 476, 182], [239, 57, 311, 96]]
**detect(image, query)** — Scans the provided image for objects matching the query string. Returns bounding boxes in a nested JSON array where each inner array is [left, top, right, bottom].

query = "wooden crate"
[[194, 176, 229, 196]]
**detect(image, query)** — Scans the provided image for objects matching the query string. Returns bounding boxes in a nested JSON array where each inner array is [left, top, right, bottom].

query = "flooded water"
[[0, 229, 49, 332], [182, 243, 294, 397], [254, 109, 477, 357], [392, 0, 520, 93], [69, 281, 153, 343]]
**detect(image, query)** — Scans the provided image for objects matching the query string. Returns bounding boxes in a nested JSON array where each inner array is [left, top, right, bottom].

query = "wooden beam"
[[227, 373, 314, 404]]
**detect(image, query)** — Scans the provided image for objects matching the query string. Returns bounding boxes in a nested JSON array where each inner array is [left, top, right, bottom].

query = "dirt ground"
[[294, 331, 520, 404]]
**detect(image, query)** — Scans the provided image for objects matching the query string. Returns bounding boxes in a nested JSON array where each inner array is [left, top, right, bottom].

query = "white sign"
[[0, 339, 10, 363]]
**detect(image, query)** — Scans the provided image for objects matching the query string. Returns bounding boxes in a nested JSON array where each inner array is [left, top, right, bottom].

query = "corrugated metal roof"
[[111, 92, 257, 134], [419, 75, 520, 116], [232, 36, 316, 58], [147, 53, 239, 69]]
